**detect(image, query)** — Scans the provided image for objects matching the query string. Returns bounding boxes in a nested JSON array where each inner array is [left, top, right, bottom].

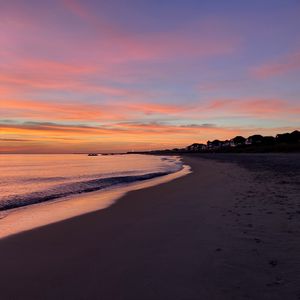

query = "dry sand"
[[0, 154, 299, 300]]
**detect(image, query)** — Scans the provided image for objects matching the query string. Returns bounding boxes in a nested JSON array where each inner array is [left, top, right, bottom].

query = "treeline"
[[184, 130, 300, 153], [131, 130, 300, 154]]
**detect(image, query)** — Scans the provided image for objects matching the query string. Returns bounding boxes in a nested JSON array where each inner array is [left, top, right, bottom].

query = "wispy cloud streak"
[[252, 51, 300, 78]]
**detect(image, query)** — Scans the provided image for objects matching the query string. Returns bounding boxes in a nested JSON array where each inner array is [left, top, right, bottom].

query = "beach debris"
[[266, 277, 284, 287], [269, 260, 278, 267]]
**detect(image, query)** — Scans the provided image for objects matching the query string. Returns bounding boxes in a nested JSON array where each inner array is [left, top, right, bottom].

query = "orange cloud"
[[1, 120, 298, 153], [0, 120, 240, 145]]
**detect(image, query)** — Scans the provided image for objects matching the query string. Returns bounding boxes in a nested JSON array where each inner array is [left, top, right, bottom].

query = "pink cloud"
[[58, 1, 239, 63], [0, 99, 125, 122], [62, 0, 92, 21], [0, 2, 240, 108], [26, 0, 239, 63], [19, 59, 97, 75], [123, 102, 188, 115], [205, 98, 300, 118], [2, 96, 299, 125], [1, 98, 190, 122], [252, 51, 300, 78], [0, 69, 132, 97]]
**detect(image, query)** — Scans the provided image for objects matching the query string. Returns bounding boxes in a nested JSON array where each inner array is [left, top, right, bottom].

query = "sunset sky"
[[1, 0, 300, 153]]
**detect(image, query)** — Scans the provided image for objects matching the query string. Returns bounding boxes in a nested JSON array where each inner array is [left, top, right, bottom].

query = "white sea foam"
[[0, 154, 183, 211], [0, 154, 191, 238]]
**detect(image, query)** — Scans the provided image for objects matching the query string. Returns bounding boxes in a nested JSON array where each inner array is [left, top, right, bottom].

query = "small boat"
[[88, 153, 98, 156]]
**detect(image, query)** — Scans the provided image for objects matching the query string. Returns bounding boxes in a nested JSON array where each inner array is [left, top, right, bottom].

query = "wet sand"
[[0, 154, 299, 300], [0, 164, 190, 239]]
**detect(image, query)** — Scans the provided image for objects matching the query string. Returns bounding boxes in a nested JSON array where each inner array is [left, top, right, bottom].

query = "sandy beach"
[[0, 154, 299, 300]]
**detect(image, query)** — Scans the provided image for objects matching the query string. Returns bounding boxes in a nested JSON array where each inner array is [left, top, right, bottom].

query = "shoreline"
[[0, 161, 191, 239], [0, 154, 299, 299]]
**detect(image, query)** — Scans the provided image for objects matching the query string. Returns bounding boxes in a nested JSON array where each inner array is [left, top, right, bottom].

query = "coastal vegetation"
[[130, 130, 300, 154]]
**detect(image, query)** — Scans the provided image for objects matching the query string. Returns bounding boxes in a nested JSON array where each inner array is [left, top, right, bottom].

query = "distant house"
[[290, 130, 300, 143], [277, 130, 300, 144], [262, 136, 275, 145], [222, 140, 231, 147], [276, 133, 290, 143], [186, 143, 206, 152], [245, 138, 252, 145], [181, 129, 299, 153], [207, 139, 222, 149], [230, 136, 246, 147], [246, 134, 264, 145]]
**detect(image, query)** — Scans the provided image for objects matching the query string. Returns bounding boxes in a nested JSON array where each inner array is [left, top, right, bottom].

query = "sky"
[[1, 0, 300, 153]]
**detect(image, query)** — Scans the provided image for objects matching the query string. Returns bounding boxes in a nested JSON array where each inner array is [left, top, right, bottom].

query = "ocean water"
[[0, 154, 183, 212]]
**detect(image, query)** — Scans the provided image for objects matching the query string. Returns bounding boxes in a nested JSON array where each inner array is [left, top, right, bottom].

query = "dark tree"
[[290, 130, 300, 143], [247, 134, 264, 145], [262, 136, 276, 145], [276, 133, 291, 143], [211, 139, 222, 147], [232, 136, 246, 145], [277, 131, 300, 144]]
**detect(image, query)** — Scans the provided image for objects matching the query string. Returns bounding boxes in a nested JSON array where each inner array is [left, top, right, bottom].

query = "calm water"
[[0, 154, 183, 211]]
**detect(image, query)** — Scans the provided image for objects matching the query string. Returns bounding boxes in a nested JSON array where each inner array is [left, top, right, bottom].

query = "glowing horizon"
[[1, 0, 299, 153]]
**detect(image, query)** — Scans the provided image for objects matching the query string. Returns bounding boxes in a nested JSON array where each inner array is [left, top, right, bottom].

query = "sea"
[[0, 154, 184, 213]]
